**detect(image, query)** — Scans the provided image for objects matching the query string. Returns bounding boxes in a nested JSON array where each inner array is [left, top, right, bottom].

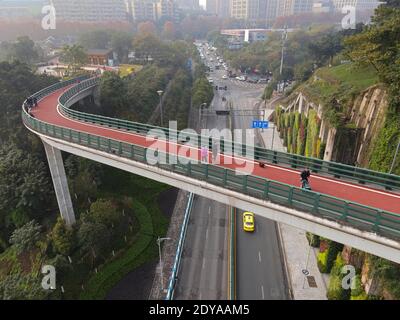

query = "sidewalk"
[[258, 115, 327, 300]]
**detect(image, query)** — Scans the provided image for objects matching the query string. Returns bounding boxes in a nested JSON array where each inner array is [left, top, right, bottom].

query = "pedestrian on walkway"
[[33, 97, 38, 107], [201, 146, 208, 163], [212, 141, 219, 163]]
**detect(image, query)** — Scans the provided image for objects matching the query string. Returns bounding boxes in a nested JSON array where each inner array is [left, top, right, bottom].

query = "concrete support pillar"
[[43, 140, 76, 226]]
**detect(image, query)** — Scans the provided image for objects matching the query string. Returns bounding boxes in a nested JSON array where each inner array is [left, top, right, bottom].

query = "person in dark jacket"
[[300, 168, 311, 181], [300, 168, 311, 189]]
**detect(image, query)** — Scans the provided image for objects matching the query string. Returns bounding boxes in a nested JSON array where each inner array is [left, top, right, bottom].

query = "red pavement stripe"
[[30, 89, 400, 215]]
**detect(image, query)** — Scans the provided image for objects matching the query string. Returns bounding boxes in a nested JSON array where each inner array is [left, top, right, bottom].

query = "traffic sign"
[[252, 120, 269, 129]]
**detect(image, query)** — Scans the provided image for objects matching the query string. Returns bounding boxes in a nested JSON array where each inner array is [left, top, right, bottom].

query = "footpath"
[[258, 108, 328, 300]]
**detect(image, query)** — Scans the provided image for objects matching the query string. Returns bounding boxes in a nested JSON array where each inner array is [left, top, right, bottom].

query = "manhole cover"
[[302, 269, 310, 276], [307, 276, 317, 288]]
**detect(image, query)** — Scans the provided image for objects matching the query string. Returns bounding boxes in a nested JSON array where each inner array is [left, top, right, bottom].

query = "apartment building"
[[332, 0, 380, 11], [49, 0, 128, 22], [276, 0, 313, 16], [128, 0, 181, 22]]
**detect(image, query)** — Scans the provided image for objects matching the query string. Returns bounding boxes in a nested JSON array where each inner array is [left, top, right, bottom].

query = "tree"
[[0, 273, 47, 300], [77, 221, 110, 258], [6, 36, 39, 64], [110, 31, 133, 63], [162, 21, 176, 40], [9, 220, 42, 253], [51, 217, 74, 256], [99, 71, 128, 116], [137, 21, 157, 36], [89, 199, 120, 227], [79, 30, 111, 49], [60, 45, 87, 72]]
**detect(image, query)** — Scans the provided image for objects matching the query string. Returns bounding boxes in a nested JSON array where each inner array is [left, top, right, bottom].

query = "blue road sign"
[[252, 120, 269, 129]]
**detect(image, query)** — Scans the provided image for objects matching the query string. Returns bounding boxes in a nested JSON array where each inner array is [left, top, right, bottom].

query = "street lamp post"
[[390, 138, 400, 174], [157, 90, 164, 127], [198, 103, 208, 129], [157, 236, 171, 292]]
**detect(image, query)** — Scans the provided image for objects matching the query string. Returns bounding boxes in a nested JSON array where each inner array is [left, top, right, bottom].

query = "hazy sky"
[[199, 0, 206, 9]]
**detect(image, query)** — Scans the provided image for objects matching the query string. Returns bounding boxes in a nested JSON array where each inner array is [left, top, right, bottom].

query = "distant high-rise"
[[50, 0, 128, 22], [276, 0, 314, 16], [332, 0, 380, 11], [265, 0, 278, 23], [130, 0, 157, 21], [176, 0, 199, 10], [230, 0, 263, 20]]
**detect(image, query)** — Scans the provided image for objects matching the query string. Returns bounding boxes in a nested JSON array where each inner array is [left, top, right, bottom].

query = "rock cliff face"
[[278, 85, 388, 166]]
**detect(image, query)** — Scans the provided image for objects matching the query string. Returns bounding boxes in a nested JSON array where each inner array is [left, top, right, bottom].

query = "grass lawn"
[[299, 63, 379, 106], [78, 167, 170, 299]]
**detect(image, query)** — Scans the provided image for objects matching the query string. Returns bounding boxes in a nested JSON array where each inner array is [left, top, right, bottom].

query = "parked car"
[[236, 76, 246, 81], [258, 78, 268, 84]]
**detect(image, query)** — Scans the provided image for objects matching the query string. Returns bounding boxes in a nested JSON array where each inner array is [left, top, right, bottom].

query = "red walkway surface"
[[31, 88, 400, 215]]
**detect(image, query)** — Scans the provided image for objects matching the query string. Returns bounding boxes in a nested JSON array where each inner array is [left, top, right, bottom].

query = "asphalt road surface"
[[175, 43, 288, 300]]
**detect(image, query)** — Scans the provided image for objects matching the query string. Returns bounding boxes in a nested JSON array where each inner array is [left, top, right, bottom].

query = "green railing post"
[[223, 169, 228, 186], [69, 129, 72, 141], [97, 136, 100, 149], [205, 164, 209, 179], [108, 139, 111, 152], [78, 132, 81, 144], [187, 161, 192, 176], [288, 187, 294, 206], [264, 181, 270, 198], [118, 142, 122, 155], [131, 145, 134, 159], [88, 134, 91, 146], [373, 211, 382, 232], [243, 175, 248, 192], [341, 202, 349, 221]]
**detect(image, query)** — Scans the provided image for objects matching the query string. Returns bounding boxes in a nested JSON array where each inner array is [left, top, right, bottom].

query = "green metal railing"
[[57, 77, 400, 192], [21, 110, 400, 241], [22, 86, 400, 243]]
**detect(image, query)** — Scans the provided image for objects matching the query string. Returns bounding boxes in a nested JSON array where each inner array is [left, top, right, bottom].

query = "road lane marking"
[[258, 251, 262, 263], [206, 228, 209, 240], [202, 258, 205, 270], [261, 285, 265, 299], [209, 206, 211, 215]]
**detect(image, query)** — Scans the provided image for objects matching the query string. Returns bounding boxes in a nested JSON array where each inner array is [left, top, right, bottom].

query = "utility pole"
[[157, 90, 164, 127], [279, 26, 288, 93], [389, 138, 400, 174]]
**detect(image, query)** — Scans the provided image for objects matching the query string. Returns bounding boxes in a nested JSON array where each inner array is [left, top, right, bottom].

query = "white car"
[[222, 75, 228, 80], [208, 78, 214, 84], [236, 76, 246, 81]]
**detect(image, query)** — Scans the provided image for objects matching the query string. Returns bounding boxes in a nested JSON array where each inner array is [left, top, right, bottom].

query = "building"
[[155, 0, 181, 21], [128, 0, 181, 22], [332, 0, 380, 12], [276, 0, 314, 16], [221, 28, 269, 44], [230, 0, 263, 20], [49, 0, 128, 22], [265, 0, 278, 23], [87, 49, 114, 66], [176, 0, 199, 10], [130, 0, 157, 21], [312, 0, 333, 13]]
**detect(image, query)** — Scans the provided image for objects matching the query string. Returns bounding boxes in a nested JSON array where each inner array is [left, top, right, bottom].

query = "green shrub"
[[317, 250, 329, 273], [306, 232, 320, 247], [326, 241, 344, 273], [327, 254, 351, 300], [350, 275, 368, 300]]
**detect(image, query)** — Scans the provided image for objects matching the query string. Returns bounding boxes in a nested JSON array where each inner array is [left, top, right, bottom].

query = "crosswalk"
[[227, 79, 267, 89]]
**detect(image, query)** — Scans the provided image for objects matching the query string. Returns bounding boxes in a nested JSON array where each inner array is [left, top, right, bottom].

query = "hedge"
[[327, 254, 351, 300], [80, 199, 154, 299]]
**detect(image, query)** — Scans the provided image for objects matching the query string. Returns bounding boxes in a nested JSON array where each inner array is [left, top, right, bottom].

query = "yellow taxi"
[[243, 212, 255, 232]]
